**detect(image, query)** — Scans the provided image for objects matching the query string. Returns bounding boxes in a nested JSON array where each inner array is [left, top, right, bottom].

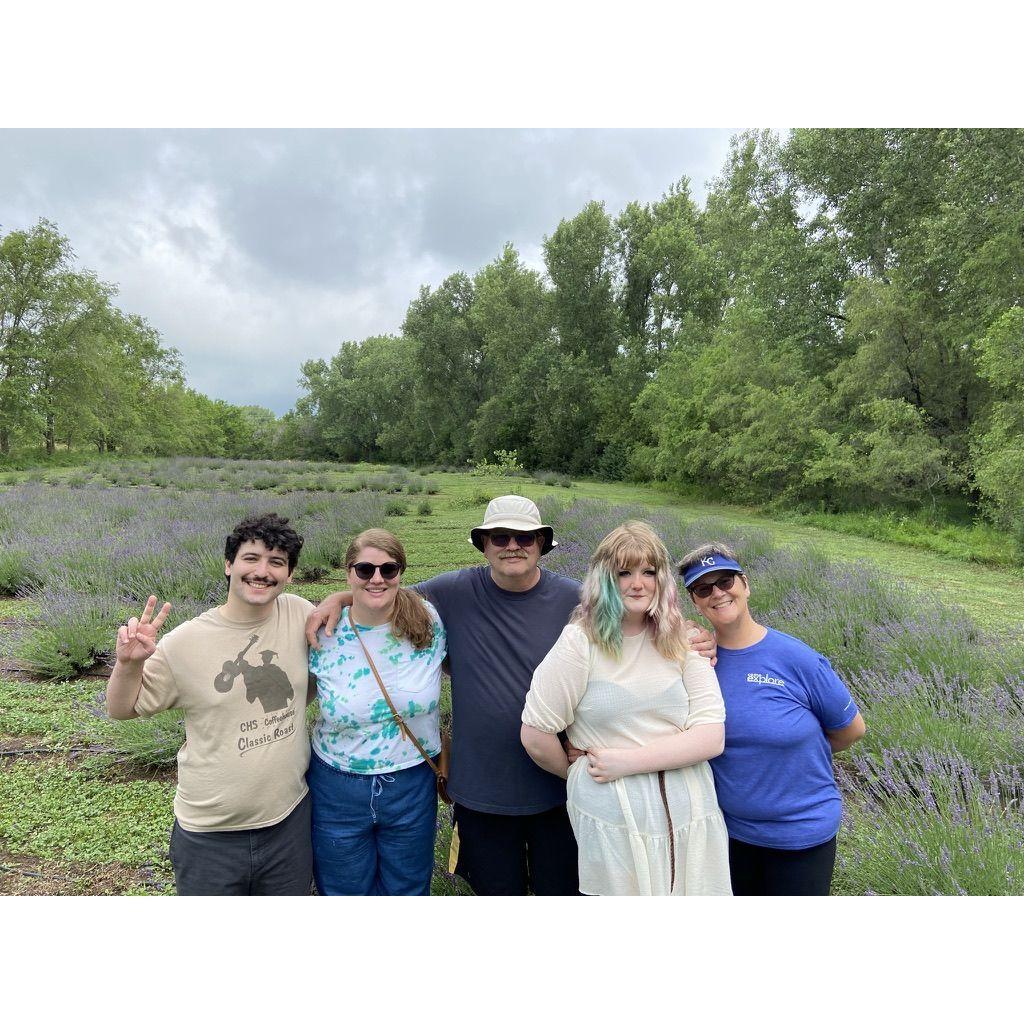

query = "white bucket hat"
[[469, 495, 556, 555]]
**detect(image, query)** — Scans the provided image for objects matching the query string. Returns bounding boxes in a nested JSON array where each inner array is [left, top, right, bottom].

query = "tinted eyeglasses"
[[485, 532, 538, 548], [688, 573, 741, 599], [349, 561, 402, 581]]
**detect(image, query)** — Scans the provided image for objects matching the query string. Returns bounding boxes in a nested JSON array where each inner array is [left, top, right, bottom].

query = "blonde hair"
[[572, 521, 690, 663], [346, 528, 434, 650]]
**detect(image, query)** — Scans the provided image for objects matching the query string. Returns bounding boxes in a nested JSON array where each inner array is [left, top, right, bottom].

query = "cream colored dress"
[[523, 623, 731, 896]]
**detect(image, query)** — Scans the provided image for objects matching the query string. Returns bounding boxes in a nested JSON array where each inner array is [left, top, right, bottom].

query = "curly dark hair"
[[224, 513, 304, 572]]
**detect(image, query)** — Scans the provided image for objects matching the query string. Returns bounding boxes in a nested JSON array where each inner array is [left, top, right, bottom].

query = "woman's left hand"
[[586, 747, 635, 784]]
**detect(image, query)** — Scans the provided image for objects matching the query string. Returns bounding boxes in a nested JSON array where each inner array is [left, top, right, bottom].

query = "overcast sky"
[[1, 129, 740, 415]]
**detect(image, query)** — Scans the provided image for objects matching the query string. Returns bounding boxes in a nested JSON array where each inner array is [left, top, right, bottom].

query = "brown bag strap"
[[352, 620, 442, 778]]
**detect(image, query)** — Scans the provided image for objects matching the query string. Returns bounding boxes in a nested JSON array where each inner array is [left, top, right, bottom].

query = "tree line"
[[0, 220, 280, 460], [4, 130, 1023, 539], [287, 129, 1024, 536]]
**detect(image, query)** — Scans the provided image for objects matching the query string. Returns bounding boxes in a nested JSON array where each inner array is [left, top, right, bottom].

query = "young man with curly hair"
[[106, 512, 316, 896]]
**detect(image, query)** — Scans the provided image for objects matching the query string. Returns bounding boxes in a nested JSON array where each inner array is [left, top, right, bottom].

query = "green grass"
[[773, 507, 1013, 567], [431, 804, 473, 896], [0, 760, 174, 865], [0, 598, 36, 621], [0, 677, 107, 741]]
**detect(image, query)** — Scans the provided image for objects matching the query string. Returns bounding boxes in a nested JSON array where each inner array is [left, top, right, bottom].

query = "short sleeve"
[[681, 651, 726, 727], [521, 623, 591, 734], [413, 570, 460, 620], [423, 599, 448, 660], [133, 642, 181, 717], [805, 655, 859, 731]]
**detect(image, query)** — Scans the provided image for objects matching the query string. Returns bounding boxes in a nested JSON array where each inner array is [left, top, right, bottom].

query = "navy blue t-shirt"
[[710, 627, 859, 849], [416, 566, 581, 815]]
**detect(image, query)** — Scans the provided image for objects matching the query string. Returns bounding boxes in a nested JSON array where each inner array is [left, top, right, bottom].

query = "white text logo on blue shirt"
[[747, 672, 787, 687]]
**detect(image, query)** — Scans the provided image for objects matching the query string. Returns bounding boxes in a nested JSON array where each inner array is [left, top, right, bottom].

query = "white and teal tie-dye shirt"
[[309, 602, 446, 774]]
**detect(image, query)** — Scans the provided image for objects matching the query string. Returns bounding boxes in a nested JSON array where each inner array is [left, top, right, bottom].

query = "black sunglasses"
[[485, 532, 538, 548], [688, 573, 741, 599], [349, 561, 402, 581]]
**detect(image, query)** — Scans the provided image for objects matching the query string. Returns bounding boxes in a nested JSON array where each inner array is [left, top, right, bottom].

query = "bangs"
[[613, 538, 660, 573]]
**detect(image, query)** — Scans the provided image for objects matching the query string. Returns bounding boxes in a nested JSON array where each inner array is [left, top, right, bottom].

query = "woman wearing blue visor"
[[678, 543, 866, 896]]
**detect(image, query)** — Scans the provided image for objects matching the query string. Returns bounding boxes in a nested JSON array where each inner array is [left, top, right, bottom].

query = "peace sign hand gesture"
[[115, 595, 172, 664]]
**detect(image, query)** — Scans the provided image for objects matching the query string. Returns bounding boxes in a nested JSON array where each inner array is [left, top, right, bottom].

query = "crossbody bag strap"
[[352, 621, 441, 778]]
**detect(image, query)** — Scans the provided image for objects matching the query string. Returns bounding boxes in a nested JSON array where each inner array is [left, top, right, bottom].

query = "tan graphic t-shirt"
[[135, 592, 314, 832]]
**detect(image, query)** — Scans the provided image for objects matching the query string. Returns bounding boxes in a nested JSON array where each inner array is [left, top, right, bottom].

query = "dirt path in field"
[[0, 853, 172, 895]]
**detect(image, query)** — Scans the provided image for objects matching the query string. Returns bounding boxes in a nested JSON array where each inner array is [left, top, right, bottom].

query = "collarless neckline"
[[344, 608, 389, 632]]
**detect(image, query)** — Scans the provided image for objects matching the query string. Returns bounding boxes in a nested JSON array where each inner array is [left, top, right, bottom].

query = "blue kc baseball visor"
[[681, 553, 744, 588]]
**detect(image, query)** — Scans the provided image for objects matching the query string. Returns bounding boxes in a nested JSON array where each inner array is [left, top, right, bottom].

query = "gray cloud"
[[1, 128, 738, 414]]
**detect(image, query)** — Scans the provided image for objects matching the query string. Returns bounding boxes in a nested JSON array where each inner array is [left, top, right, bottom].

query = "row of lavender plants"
[[1, 457, 440, 497], [1, 483, 388, 680], [539, 498, 1024, 895]]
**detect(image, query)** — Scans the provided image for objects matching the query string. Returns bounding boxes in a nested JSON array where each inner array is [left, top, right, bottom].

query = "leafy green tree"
[[403, 274, 484, 464], [1, 220, 186, 458], [805, 399, 957, 509], [0, 221, 70, 453], [972, 308, 1024, 538], [33, 271, 116, 454], [705, 132, 850, 374], [640, 297, 830, 503], [544, 201, 620, 366], [277, 407, 321, 460], [468, 244, 554, 465], [641, 181, 725, 356], [95, 312, 183, 454], [614, 201, 657, 349], [239, 406, 281, 459], [786, 129, 1024, 482], [295, 334, 420, 463], [531, 352, 606, 474]]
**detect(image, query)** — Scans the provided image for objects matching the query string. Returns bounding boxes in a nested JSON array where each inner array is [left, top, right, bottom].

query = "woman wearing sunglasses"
[[520, 522, 731, 895], [306, 528, 446, 895], [678, 543, 866, 896]]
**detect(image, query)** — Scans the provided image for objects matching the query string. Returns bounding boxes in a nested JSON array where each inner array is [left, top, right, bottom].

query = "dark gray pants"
[[169, 793, 312, 896]]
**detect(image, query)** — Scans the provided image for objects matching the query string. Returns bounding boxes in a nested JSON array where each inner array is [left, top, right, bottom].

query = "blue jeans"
[[307, 752, 437, 895]]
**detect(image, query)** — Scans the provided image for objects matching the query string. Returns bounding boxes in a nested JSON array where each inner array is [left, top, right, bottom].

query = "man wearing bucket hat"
[[308, 496, 715, 895]]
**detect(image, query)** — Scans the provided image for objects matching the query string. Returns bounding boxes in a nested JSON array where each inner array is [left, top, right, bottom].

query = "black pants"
[[169, 793, 312, 896], [453, 803, 580, 896], [728, 835, 837, 896]]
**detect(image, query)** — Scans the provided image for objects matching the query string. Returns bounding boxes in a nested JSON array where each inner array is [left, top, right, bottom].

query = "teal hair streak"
[[593, 566, 625, 654]]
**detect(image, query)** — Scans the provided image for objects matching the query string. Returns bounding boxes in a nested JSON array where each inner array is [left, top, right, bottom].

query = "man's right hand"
[[305, 592, 349, 650], [685, 620, 717, 666], [564, 742, 586, 766], [116, 595, 171, 664]]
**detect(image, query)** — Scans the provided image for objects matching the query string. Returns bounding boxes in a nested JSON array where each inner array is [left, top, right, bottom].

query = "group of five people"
[[106, 494, 865, 897]]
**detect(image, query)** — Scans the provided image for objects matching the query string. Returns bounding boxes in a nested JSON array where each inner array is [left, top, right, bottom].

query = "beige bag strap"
[[352, 620, 442, 778]]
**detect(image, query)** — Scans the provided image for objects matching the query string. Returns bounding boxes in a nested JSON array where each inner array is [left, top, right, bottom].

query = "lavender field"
[[0, 483, 390, 680], [541, 498, 1024, 895], [1, 465, 1022, 894]]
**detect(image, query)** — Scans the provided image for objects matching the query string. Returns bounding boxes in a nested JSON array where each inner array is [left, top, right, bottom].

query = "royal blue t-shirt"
[[710, 627, 859, 849], [416, 566, 582, 815]]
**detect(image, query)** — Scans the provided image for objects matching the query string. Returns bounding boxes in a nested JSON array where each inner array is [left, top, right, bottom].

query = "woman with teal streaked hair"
[[521, 521, 730, 895]]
